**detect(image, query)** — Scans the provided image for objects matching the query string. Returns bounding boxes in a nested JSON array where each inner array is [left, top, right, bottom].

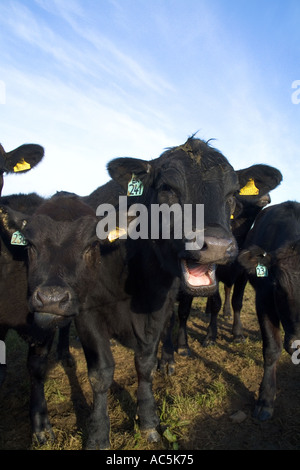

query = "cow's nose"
[[32, 286, 73, 316], [184, 226, 238, 265], [199, 235, 237, 264]]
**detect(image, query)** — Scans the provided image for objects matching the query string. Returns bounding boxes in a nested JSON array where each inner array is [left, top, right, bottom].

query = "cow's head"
[[239, 239, 300, 354], [107, 137, 239, 296], [0, 195, 100, 329], [239, 201, 300, 355], [232, 164, 282, 236], [0, 143, 44, 195]]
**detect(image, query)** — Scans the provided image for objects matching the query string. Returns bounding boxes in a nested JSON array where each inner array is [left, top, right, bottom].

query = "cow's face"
[[0, 197, 100, 329], [108, 137, 239, 296], [0, 143, 44, 195], [228, 164, 282, 246], [273, 240, 300, 353]]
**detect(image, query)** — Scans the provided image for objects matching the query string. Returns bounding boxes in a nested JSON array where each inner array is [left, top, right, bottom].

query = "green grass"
[[2, 284, 300, 450]]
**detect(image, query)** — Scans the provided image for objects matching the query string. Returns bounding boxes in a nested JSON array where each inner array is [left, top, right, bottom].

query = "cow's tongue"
[[184, 260, 213, 286]]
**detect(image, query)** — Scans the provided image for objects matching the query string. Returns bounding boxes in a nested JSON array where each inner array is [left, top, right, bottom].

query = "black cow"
[[239, 201, 300, 420], [173, 164, 282, 356], [0, 137, 240, 449], [0, 142, 45, 385], [0, 193, 77, 443], [0, 142, 44, 195]]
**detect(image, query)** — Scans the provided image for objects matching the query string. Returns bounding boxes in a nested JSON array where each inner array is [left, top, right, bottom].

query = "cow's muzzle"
[[180, 228, 238, 296], [30, 286, 77, 329]]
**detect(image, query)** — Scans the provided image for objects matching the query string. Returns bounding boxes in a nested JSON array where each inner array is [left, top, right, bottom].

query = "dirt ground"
[[0, 283, 300, 451]]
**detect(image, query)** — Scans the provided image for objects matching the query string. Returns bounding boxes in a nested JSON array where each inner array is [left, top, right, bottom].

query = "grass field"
[[1, 283, 300, 450]]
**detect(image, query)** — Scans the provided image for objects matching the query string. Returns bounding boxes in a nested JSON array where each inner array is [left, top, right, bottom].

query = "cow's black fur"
[[0, 137, 240, 449], [239, 201, 300, 420]]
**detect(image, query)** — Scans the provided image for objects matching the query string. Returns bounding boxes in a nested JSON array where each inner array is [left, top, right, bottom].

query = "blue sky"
[[0, 0, 299, 205]]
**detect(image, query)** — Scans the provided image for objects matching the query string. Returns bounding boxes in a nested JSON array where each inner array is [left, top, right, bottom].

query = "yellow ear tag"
[[108, 227, 127, 243], [230, 214, 234, 219], [239, 178, 259, 196], [13, 159, 31, 173]]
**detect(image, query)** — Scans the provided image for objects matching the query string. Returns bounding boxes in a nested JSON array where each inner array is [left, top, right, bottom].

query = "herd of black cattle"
[[0, 137, 299, 449]]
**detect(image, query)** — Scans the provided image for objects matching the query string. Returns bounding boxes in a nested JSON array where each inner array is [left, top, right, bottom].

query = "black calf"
[[239, 201, 300, 420]]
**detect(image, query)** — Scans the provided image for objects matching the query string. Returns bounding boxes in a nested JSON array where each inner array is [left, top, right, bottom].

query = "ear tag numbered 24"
[[256, 263, 268, 278], [11, 231, 28, 246], [127, 174, 144, 197]]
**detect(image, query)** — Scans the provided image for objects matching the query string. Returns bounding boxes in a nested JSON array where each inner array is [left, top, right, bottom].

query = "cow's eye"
[[27, 243, 37, 259], [83, 241, 100, 267], [160, 183, 173, 193], [83, 241, 99, 256], [226, 196, 236, 217], [158, 183, 179, 204]]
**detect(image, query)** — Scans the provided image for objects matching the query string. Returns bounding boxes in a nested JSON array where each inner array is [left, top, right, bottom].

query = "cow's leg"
[[158, 285, 180, 375], [135, 343, 160, 443], [231, 272, 248, 342], [76, 315, 114, 449], [203, 290, 222, 346], [254, 287, 281, 421], [27, 334, 55, 444], [177, 293, 193, 356], [56, 322, 75, 367], [0, 363, 6, 388], [223, 285, 232, 318], [159, 309, 176, 375], [86, 349, 114, 450]]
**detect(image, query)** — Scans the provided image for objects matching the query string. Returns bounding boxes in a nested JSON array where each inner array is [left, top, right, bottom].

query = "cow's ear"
[[238, 245, 271, 273], [5, 144, 44, 173], [237, 164, 282, 197], [107, 157, 154, 195], [275, 239, 300, 266], [0, 205, 29, 245]]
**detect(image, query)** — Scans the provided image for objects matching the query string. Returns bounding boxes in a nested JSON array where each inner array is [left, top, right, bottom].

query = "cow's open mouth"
[[181, 259, 217, 295]]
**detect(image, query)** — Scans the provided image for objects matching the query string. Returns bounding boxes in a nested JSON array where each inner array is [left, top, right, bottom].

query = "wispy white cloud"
[[33, 0, 175, 95], [0, 0, 299, 207], [0, 0, 183, 197], [34, 0, 84, 18], [1, 0, 175, 99], [1, 61, 176, 197]]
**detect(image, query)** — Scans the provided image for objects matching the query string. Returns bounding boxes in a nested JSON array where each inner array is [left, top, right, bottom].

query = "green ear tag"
[[256, 263, 268, 277], [127, 174, 144, 196], [11, 231, 28, 246]]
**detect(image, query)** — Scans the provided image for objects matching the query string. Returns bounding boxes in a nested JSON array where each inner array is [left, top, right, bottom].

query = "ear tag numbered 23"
[[127, 174, 144, 197], [11, 231, 28, 246], [256, 263, 268, 278]]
